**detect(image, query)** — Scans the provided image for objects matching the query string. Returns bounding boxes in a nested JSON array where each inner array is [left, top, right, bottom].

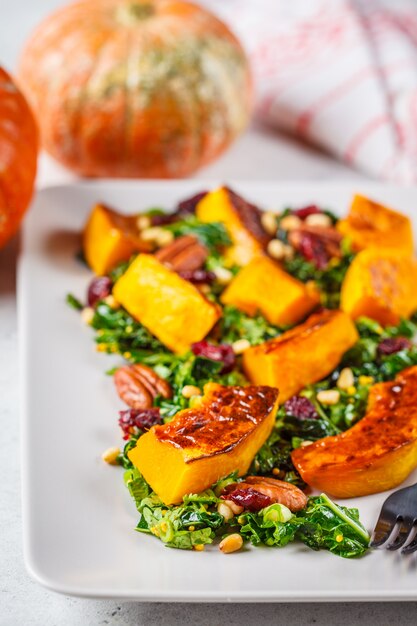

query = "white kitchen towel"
[[202, 0, 417, 182]]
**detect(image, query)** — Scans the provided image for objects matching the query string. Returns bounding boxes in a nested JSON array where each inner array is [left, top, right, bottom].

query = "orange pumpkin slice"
[[113, 254, 221, 354], [221, 255, 320, 326], [83, 204, 151, 276], [243, 309, 358, 403], [196, 187, 270, 266], [129, 383, 280, 505], [337, 194, 414, 253], [292, 366, 417, 498], [340, 248, 417, 326]]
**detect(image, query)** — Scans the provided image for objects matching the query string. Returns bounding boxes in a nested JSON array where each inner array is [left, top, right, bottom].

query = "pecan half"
[[114, 364, 172, 410], [222, 476, 307, 512], [155, 235, 208, 272]]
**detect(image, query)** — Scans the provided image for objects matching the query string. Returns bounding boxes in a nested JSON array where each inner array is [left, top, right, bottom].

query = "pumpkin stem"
[[117, 2, 154, 24]]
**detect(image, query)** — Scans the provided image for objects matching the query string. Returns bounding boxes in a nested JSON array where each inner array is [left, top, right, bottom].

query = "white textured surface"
[[2, 0, 417, 624]]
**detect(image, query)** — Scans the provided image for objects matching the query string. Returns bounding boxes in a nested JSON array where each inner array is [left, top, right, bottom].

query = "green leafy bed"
[[68, 202, 417, 559]]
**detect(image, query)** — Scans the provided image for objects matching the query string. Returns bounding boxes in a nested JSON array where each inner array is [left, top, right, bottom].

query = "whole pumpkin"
[[19, 0, 252, 178], [0, 68, 38, 248]]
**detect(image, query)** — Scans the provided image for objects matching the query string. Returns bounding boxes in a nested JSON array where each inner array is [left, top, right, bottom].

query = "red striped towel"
[[203, 0, 417, 182]]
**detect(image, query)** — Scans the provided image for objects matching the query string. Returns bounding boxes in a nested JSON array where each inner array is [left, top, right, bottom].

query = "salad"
[[68, 187, 417, 558]]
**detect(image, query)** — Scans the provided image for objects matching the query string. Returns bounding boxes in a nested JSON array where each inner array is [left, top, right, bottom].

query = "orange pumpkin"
[[0, 67, 38, 248], [19, 0, 252, 178]]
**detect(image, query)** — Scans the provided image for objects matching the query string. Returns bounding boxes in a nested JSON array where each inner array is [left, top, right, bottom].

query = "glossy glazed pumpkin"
[[19, 0, 252, 178], [129, 382, 279, 504], [0, 67, 38, 248]]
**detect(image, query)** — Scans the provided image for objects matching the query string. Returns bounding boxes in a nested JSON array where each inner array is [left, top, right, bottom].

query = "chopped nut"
[[280, 214, 302, 231], [317, 389, 340, 405], [232, 338, 251, 354], [337, 367, 354, 390], [213, 267, 233, 285], [103, 294, 119, 309], [217, 501, 234, 522], [155, 235, 208, 272], [81, 306, 94, 325], [102, 446, 120, 464], [219, 533, 243, 554], [224, 499, 244, 515], [267, 238, 286, 260], [141, 226, 174, 247], [261, 211, 278, 235], [136, 215, 151, 230], [305, 213, 332, 228], [114, 363, 172, 409], [182, 384, 202, 399]]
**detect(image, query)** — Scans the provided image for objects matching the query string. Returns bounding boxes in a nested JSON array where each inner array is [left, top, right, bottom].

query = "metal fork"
[[370, 483, 417, 554]]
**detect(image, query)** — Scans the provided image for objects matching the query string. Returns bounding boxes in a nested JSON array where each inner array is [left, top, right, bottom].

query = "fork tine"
[[386, 519, 415, 551], [370, 513, 399, 548], [401, 524, 417, 555]]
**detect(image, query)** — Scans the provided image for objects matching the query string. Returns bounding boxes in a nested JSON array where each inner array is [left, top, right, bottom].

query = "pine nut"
[[305, 213, 332, 227], [280, 215, 302, 231], [316, 389, 340, 405], [136, 215, 151, 230], [81, 307, 94, 325], [182, 385, 202, 399], [337, 367, 354, 390], [102, 446, 120, 464], [267, 238, 286, 260], [300, 440, 313, 447], [213, 267, 233, 284], [156, 230, 174, 247], [261, 211, 278, 235], [224, 499, 244, 515], [141, 227, 174, 247], [217, 502, 234, 522], [283, 244, 295, 260], [232, 339, 251, 354], [219, 533, 243, 554], [103, 294, 119, 309]]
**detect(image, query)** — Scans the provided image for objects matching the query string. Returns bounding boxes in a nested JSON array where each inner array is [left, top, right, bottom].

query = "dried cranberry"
[[178, 269, 216, 284], [284, 396, 318, 420], [378, 337, 412, 356], [118, 408, 162, 440], [177, 191, 208, 216], [297, 231, 329, 269], [292, 205, 321, 220], [222, 487, 271, 512], [87, 276, 112, 307], [150, 191, 208, 226], [191, 340, 235, 373]]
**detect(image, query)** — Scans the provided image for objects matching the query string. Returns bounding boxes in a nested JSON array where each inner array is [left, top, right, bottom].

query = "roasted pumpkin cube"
[[83, 203, 150, 276], [292, 366, 417, 498], [129, 383, 280, 504], [340, 248, 417, 326], [242, 309, 358, 402], [196, 186, 270, 266], [221, 255, 320, 325], [337, 194, 414, 253], [113, 254, 221, 353]]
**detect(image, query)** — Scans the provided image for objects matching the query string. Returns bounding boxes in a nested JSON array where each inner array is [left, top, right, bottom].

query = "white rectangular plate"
[[20, 181, 417, 602]]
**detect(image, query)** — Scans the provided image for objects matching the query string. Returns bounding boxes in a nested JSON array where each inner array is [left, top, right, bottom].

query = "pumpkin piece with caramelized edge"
[[340, 248, 417, 326], [129, 383, 280, 505], [83, 204, 151, 276], [196, 187, 270, 266], [292, 366, 417, 498], [113, 254, 221, 354], [243, 309, 358, 403], [221, 255, 320, 326], [337, 194, 414, 253]]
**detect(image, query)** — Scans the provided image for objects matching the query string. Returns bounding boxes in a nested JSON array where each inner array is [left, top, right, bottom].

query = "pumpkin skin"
[[0, 67, 38, 248], [19, 0, 252, 178]]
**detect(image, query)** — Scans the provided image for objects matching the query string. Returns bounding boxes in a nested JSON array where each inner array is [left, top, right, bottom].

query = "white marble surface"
[[2, 1, 417, 624]]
